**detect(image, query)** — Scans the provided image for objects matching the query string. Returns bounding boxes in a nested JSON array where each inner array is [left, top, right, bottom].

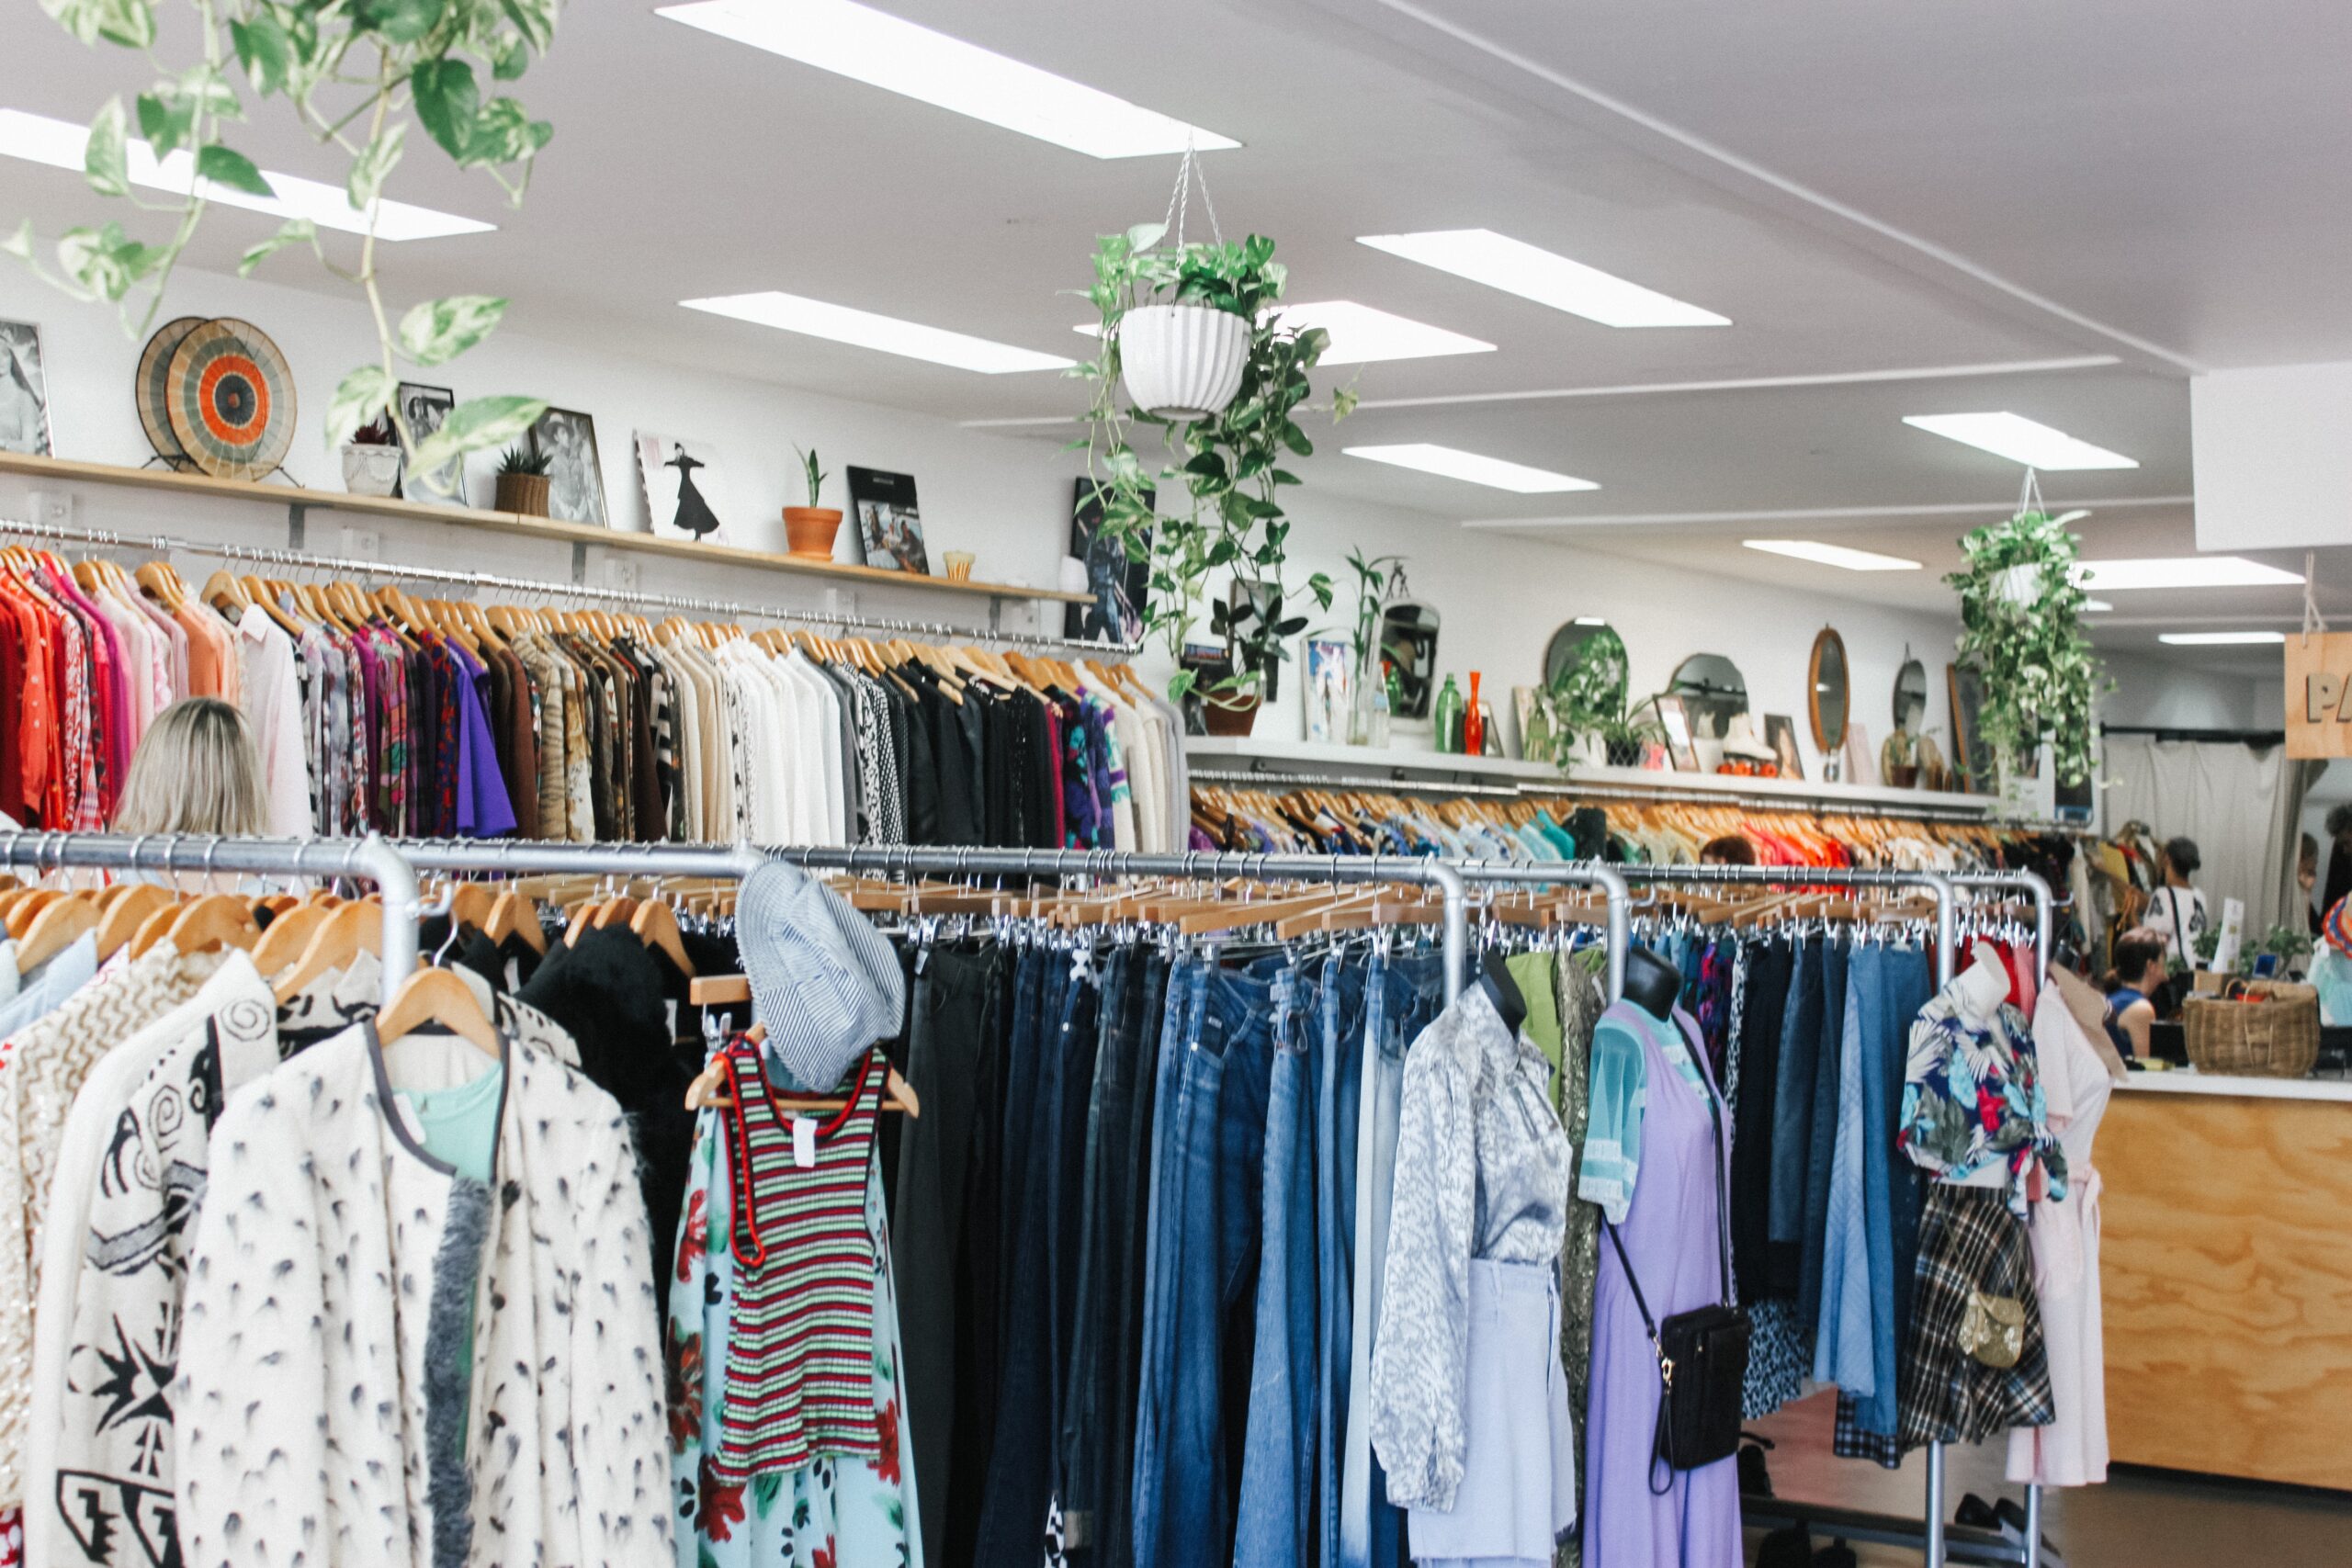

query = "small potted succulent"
[[494, 444, 552, 517], [785, 446, 843, 559], [341, 413, 403, 499]]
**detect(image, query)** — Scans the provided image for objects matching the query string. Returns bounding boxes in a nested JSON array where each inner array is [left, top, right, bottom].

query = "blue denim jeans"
[[1314, 955, 1368, 1568], [1132, 961, 1275, 1568], [1339, 950, 1443, 1568], [1235, 965, 1319, 1568]]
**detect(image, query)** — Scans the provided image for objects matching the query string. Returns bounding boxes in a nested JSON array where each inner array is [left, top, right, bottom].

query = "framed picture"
[[1763, 714, 1804, 781], [526, 407, 606, 526], [395, 381, 461, 502], [635, 432, 729, 544], [1652, 694, 1700, 771], [0, 320, 53, 457], [1067, 478, 1152, 641], [1947, 662, 1995, 794], [847, 466, 930, 574], [1304, 636, 1351, 743]]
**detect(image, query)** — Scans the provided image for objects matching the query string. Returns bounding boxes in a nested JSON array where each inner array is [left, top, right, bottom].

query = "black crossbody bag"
[[1603, 1075, 1749, 1492]]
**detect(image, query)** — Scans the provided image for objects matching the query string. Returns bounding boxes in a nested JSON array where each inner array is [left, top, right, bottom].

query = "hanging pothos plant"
[[1075, 219, 1356, 707], [1944, 508, 2109, 785], [13, 0, 562, 489]]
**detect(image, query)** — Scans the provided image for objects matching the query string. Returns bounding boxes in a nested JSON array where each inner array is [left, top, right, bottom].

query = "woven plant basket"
[[2182, 979, 2320, 1077]]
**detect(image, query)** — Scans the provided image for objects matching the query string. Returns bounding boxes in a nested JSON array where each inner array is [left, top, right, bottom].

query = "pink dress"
[[2007, 989, 2114, 1484]]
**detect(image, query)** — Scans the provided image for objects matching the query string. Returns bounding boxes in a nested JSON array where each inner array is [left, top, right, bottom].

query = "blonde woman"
[[112, 697, 271, 891]]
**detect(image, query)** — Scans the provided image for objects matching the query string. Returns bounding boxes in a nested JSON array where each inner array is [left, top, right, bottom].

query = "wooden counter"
[[2101, 1074, 2352, 1489]]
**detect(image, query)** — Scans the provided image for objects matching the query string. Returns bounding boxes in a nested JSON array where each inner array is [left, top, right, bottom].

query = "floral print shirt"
[[1898, 981, 2065, 1214], [668, 1104, 922, 1568]]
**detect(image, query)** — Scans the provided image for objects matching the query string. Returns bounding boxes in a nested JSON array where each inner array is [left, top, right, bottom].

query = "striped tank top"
[[713, 1035, 886, 1480]]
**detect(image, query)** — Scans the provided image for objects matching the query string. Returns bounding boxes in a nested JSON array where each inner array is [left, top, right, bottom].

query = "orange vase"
[[1464, 671, 1485, 756]]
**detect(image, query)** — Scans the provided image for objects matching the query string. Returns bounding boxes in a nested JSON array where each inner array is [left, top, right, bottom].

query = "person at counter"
[[2140, 836, 2208, 968], [2312, 896, 2352, 1026], [2104, 930, 2166, 1064]]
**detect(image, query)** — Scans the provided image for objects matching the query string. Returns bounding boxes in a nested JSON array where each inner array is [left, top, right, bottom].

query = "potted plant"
[[785, 446, 842, 559], [1079, 221, 1352, 728], [1342, 549, 1405, 744], [341, 412, 402, 499], [1543, 625, 1657, 767], [1881, 726, 1921, 788], [1945, 508, 2109, 788], [494, 444, 551, 517]]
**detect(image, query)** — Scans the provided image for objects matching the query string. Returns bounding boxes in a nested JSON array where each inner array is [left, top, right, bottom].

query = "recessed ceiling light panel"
[[0, 107, 491, 241], [1355, 229, 1728, 328], [1342, 444, 1597, 493], [683, 291, 1072, 373], [1902, 412, 2138, 469], [658, 0, 1237, 158], [1269, 300, 1492, 364], [1742, 539, 1923, 572], [2075, 557, 2302, 591], [2157, 631, 2287, 646]]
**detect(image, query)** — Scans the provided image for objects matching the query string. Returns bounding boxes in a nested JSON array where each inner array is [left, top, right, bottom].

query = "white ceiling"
[[4, 0, 2343, 686]]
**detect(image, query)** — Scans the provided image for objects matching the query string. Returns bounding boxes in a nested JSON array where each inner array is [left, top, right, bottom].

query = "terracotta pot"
[[784, 506, 843, 559], [1201, 691, 1262, 737], [496, 472, 550, 517]]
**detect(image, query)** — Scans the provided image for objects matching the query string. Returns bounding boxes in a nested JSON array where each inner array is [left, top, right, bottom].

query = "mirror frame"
[[1892, 656, 1929, 735], [1808, 626, 1851, 751]]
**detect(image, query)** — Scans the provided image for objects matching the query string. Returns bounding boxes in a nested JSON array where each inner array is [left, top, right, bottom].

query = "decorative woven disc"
[[164, 317, 296, 481], [135, 315, 205, 465]]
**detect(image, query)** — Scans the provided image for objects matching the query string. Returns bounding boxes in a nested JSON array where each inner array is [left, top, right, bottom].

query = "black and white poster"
[[395, 380, 460, 502], [636, 431, 730, 544], [527, 406, 608, 526], [847, 466, 929, 574], [1065, 478, 1152, 642], [0, 319, 54, 457]]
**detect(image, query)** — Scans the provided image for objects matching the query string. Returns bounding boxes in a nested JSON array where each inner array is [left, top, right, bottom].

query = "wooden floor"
[[1745, 1391, 2352, 1568]]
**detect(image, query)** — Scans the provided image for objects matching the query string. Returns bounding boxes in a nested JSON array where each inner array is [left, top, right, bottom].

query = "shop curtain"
[[2100, 735, 2304, 941]]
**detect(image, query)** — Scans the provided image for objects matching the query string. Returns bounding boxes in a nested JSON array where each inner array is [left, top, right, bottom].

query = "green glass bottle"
[[1432, 673, 1464, 754]]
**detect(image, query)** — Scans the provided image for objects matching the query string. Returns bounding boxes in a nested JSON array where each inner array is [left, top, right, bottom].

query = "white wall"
[[2097, 652, 2271, 732], [0, 260, 1982, 782]]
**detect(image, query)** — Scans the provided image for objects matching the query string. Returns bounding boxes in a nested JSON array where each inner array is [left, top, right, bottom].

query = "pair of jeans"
[[893, 942, 991, 1568], [1314, 955, 1368, 1568], [1131, 961, 1276, 1568], [945, 946, 1020, 1568], [1339, 949, 1444, 1568], [1235, 964, 1319, 1568], [1097, 953, 1170, 1568], [1798, 940, 1849, 1333], [975, 948, 1091, 1568]]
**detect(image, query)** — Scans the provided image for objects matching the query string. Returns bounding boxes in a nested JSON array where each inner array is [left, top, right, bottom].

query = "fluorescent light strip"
[[2158, 631, 2287, 646], [1343, 443, 1597, 493], [658, 0, 1235, 158], [2084, 599, 2114, 612], [683, 291, 1071, 373], [1356, 229, 1728, 328], [0, 108, 491, 241], [1742, 539, 1922, 572], [2075, 556, 2302, 591], [1267, 300, 1492, 364], [1902, 411, 2137, 470]]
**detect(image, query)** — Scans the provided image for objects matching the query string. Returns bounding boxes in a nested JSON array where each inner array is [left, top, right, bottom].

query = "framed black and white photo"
[[0, 319, 54, 457], [847, 466, 930, 575], [526, 406, 607, 526], [635, 431, 730, 544], [395, 381, 461, 502], [1066, 478, 1152, 641]]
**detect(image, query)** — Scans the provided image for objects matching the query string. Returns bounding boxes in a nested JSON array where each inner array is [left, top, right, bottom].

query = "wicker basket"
[[2182, 979, 2320, 1077]]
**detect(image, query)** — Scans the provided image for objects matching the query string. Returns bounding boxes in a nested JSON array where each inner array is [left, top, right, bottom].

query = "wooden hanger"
[[630, 898, 695, 977], [5, 888, 65, 938], [271, 900, 382, 1004], [376, 966, 500, 1055], [18, 896, 99, 974], [484, 890, 548, 955], [96, 883, 175, 960], [252, 900, 334, 976], [163, 893, 262, 955]]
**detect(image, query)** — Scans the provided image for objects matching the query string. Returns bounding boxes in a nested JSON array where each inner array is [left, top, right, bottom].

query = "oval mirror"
[[1893, 656, 1929, 735], [1810, 627, 1850, 751], [1545, 619, 1619, 686], [1380, 600, 1442, 719], [1669, 653, 1747, 740]]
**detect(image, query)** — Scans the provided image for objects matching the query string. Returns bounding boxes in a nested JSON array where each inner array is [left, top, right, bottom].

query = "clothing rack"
[[1602, 863, 2063, 1568], [0, 513, 1137, 656], [0, 829, 422, 1009], [1453, 859, 1635, 1002]]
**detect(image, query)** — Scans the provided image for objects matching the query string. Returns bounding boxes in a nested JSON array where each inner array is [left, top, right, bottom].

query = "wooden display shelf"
[[0, 449, 1090, 605]]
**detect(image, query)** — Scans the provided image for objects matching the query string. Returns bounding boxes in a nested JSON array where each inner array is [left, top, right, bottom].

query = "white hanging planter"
[[1118, 303, 1250, 420], [1993, 563, 2044, 606]]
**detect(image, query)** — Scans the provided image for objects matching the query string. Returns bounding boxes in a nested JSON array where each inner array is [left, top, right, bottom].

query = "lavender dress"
[[1580, 1004, 1741, 1568]]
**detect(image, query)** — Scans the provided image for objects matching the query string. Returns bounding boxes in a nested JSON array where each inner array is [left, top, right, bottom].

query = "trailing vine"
[[1944, 509, 2109, 785]]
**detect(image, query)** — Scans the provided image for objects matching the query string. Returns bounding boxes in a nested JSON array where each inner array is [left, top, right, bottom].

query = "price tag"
[[792, 1115, 817, 1169]]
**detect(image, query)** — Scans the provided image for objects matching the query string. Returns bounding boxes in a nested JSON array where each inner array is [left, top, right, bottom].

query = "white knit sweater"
[[175, 1023, 673, 1567]]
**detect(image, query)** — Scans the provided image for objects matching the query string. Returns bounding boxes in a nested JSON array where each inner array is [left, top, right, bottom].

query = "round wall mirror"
[[1893, 657, 1929, 735], [1545, 620, 1618, 685], [1380, 601, 1442, 719], [1810, 627, 1850, 751], [1669, 653, 1748, 740]]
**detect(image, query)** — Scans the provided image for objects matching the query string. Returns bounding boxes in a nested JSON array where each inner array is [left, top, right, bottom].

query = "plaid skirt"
[[1896, 1184, 2055, 1448]]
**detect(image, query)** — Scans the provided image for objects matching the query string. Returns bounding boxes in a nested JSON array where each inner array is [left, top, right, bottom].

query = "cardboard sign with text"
[[2286, 632, 2352, 757]]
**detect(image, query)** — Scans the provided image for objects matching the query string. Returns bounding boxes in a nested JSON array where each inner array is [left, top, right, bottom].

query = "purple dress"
[[1582, 1005, 1741, 1568]]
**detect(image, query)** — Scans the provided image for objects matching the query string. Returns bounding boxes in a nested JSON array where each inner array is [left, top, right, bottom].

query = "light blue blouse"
[[1577, 1000, 1708, 1224]]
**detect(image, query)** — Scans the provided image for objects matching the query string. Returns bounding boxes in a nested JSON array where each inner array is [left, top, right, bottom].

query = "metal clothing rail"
[[0, 830, 421, 1010], [1453, 860, 1635, 1003], [0, 513, 1140, 657]]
